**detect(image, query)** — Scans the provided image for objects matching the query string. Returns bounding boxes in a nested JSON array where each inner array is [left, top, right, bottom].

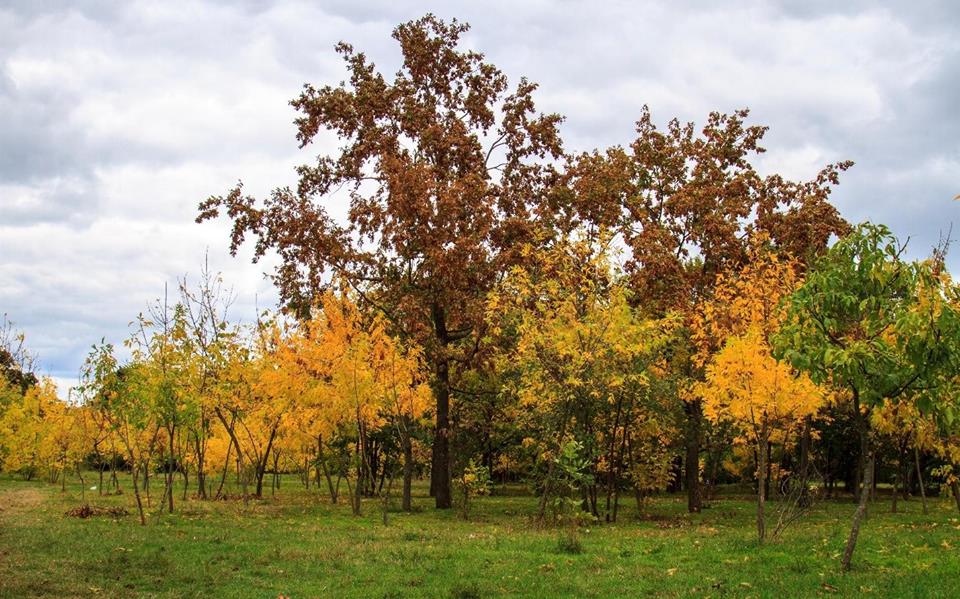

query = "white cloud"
[[1, 0, 958, 398]]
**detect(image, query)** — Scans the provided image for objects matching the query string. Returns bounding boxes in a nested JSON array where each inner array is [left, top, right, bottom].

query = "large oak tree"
[[197, 15, 563, 508], [565, 107, 851, 511]]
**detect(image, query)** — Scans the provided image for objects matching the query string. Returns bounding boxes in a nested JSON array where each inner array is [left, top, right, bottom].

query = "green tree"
[[774, 223, 960, 570]]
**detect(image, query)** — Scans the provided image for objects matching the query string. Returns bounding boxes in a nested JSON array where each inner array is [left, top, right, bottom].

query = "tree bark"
[[402, 426, 414, 512], [194, 428, 207, 499], [685, 400, 702, 513], [131, 464, 146, 526], [430, 302, 454, 510], [891, 465, 898, 514], [757, 420, 769, 542], [254, 424, 278, 498], [318, 436, 339, 504], [841, 449, 874, 571], [951, 480, 960, 515], [166, 425, 175, 514], [841, 390, 871, 572], [914, 446, 927, 515], [214, 432, 233, 500], [431, 361, 452, 508]]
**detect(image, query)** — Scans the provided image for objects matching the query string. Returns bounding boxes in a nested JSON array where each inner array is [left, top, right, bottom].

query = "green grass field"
[[0, 475, 957, 598]]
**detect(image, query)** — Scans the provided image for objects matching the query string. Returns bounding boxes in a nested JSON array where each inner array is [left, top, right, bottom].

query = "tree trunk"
[[914, 446, 927, 515], [166, 425, 175, 514], [685, 400, 702, 513], [214, 433, 233, 500], [194, 430, 207, 500], [131, 464, 146, 526], [841, 449, 874, 571], [319, 447, 339, 504], [254, 425, 278, 498], [951, 480, 960, 515], [97, 453, 105, 497], [430, 303, 453, 510], [841, 391, 871, 572], [76, 465, 86, 503], [144, 463, 151, 506], [891, 465, 898, 514], [402, 427, 414, 512], [431, 358, 452, 509], [757, 420, 769, 542]]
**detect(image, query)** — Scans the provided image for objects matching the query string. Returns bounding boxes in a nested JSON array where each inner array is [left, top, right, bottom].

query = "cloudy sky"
[[1, 0, 958, 396]]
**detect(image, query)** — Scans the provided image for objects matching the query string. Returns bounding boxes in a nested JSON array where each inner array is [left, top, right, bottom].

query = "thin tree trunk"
[[214, 433, 233, 500], [757, 420, 769, 542], [605, 394, 624, 522], [841, 391, 871, 572], [841, 450, 874, 571], [346, 473, 361, 516], [253, 424, 279, 498], [798, 416, 811, 499], [194, 430, 207, 499], [319, 444, 339, 504], [97, 453, 105, 497], [914, 446, 927, 515], [131, 463, 146, 526], [891, 465, 898, 514], [951, 480, 960, 515], [166, 425, 175, 514], [402, 428, 414, 512], [685, 400, 702, 513], [76, 465, 86, 503], [381, 475, 394, 526], [144, 462, 151, 506]]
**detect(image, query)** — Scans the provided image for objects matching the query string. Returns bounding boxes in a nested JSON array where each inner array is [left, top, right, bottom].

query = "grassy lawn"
[[0, 474, 957, 598]]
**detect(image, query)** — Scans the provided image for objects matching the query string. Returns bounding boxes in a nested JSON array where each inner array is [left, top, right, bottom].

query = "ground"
[[0, 475, 957, 598]]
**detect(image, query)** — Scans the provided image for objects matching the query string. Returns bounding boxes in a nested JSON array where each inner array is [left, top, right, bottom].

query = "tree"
[[0, 379, 60, 479], [80, 344, 156, 526], [567, 107, 851, 512], [698, 328, 825, 541], [774, 223, 960, 570], [488, 233, 678, 521], [197, 15, 564, 509], [0, 315, 38, 395]]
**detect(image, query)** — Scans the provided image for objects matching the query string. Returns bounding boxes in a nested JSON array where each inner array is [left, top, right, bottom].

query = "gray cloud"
[[1, 0, 958, 395]]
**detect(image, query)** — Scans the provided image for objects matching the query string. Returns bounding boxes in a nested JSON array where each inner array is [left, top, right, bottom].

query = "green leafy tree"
[[774, 223, 960, 570]]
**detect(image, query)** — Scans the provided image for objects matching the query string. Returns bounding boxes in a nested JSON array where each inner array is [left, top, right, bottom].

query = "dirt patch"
[[0, 487, 45, 520]]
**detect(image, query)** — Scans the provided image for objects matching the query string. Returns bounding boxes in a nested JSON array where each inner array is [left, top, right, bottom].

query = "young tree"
[[488, 233, 678, 521], [0, 379, 60, 479], [80, 343, 157, 526], [698, 328, 825, 541], [774, 223, 960, 570], [197, 15, 564, 508]]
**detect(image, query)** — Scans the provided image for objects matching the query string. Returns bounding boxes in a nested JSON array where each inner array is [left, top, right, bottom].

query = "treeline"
[[2, 15, 960, 572]]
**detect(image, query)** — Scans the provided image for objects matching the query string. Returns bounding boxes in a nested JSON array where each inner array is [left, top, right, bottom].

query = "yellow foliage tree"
[[699, 328, 825, 541]]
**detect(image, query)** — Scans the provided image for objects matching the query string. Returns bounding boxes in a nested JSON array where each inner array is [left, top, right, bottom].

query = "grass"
[[0, 474, 958, 598]]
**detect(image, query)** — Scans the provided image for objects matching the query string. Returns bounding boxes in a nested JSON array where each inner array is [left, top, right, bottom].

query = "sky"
[[1, 0, 958, 397]]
